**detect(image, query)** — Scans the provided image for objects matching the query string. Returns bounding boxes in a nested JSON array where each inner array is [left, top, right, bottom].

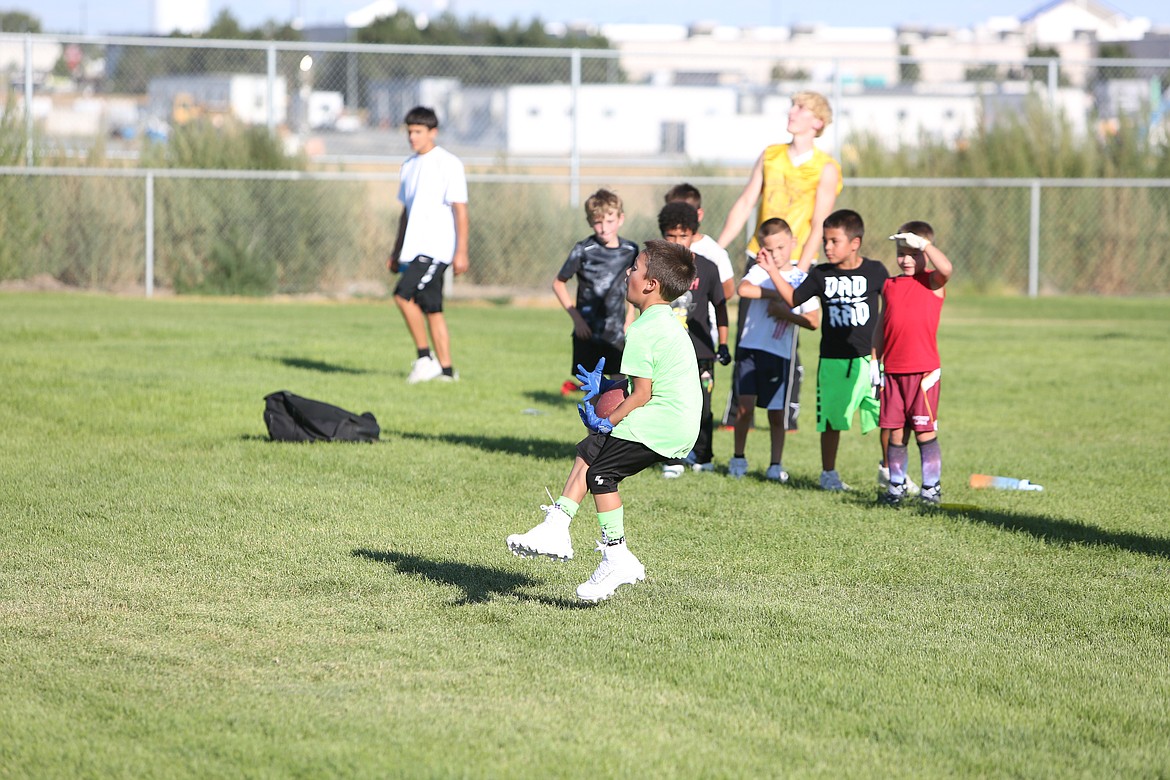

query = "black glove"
[[716, 344, 732, 366]]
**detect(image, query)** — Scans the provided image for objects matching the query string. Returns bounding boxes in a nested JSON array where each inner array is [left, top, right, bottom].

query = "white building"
[[1020, 0, 1151, 44], [603, 23, 899, 88], [148, 74, 288, 127], [153, 0, 209, 35], [499, 83, 1083, 161], [505, 83, 737, 156]]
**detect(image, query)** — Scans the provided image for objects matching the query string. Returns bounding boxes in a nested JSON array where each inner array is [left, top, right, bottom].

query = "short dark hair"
[[757, 217, 793, 241], [403, 106, 439, 129], [897, 220, 935, 242], [657, 202, 700, 236], [824, 209, 865, 242], [664, 182, 702, 208], [642, 239, 695, 301]]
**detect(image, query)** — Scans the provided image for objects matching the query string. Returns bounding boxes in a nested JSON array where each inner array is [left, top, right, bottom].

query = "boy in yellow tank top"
[[716, 91, 842, 272], [715, 92, 842, 431]]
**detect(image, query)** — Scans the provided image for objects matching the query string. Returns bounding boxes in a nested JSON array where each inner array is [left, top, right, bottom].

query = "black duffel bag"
[[263, 391, 380, 442]]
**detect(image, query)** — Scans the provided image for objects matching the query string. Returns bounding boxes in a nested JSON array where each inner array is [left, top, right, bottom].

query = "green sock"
[[556, 496, 579, 518], [597, 506, 625, 545]]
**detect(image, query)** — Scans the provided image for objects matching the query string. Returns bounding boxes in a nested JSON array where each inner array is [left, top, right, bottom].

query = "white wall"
[[506, 84, 736, 156]]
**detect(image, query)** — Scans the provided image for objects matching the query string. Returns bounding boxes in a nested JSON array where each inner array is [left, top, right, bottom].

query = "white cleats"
[[507, 503, 573, 561], [575, 542, 645, 602]]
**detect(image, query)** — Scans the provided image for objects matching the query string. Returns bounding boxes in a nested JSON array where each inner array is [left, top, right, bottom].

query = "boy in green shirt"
[[507, 240, 701, 602]]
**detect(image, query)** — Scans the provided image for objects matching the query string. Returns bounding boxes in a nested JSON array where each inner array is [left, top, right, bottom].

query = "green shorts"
[[816, 357, 880, 434]]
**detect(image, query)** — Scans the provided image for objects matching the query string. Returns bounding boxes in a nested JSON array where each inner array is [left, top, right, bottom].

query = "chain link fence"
[[1, 33, 1169, 297]]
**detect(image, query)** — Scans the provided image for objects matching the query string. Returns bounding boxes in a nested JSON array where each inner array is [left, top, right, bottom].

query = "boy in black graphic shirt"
[[553, 189, 640, 383], [768, 209, 888, 490]]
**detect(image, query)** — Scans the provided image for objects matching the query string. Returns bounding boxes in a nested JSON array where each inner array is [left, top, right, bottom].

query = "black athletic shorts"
[[576, 432, 664, 495], [571, 336, 624, 379], [394, 255, 446, 314]]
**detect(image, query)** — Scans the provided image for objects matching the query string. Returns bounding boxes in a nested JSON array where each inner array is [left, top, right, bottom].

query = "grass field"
[[2, 292, 1169, 778]]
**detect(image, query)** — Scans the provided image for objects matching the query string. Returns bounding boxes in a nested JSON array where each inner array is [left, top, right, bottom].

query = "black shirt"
[[792, 258, 889, 359]]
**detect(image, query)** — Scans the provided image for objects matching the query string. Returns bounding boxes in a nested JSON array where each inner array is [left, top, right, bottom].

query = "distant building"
[[153, 0, 208, 35], [147, 74, 288, 127], [1020, 0, 1151, 44]]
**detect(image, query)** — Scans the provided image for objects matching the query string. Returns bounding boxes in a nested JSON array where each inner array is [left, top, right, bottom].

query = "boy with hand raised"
[[875, 222, 953, 506]]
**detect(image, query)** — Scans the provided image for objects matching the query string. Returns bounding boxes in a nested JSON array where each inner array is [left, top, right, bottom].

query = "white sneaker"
[[435, 369, 460, 382], [728, 456, 748, 479], [662, 464, 685, 479], [765, 464, 790, 483], [576, 541, 645, 602], [507, 503, 573, 561], [919, 483, 942, 505], [407, 355, 442, 384], [819, 469, 851, 491], [878, 463, 920, 495], [690, 461, 715, 473]]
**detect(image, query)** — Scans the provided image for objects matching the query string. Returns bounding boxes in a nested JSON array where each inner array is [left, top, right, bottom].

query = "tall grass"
[[1, 99, 1169, 295], [144, 124, 364, 295], [844, 95, 1170, 179]]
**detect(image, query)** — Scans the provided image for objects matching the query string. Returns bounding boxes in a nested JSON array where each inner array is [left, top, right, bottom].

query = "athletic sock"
[[417, 347, 431, 360], [597, 506, 625, 545], [734, 453, 745, 459], [919, 437, 941, 487], [442, 366, 455, 377], [888, 443, 909, 485], [555, 495, 580, 518]]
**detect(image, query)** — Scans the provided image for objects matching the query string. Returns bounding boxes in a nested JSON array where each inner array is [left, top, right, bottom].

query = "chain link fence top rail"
[[1, 33, 1168, 297]]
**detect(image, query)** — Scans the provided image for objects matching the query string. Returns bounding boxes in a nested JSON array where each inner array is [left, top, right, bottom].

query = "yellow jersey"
[[747, 144, 844, 258]]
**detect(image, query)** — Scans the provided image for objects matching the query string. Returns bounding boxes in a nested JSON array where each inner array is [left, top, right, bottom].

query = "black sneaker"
[[878, 484, 905, 507]]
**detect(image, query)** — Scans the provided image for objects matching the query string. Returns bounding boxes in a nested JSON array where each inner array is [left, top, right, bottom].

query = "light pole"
[[298, 54, 313, 143]]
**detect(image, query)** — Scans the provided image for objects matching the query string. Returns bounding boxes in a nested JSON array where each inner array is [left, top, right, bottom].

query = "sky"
[[14, 0, 1170, 36]]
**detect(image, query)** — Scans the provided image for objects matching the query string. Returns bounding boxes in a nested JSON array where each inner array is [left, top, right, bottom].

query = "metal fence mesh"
[[1, 32, 1169, 297]]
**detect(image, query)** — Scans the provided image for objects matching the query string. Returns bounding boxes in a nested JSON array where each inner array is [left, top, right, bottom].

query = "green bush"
[[145, 123, 363, 295]]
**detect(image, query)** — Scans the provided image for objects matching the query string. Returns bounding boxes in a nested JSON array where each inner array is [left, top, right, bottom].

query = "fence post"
[[832, 59, 843, 162], [267, 44, 277, 135], [1047, 58, 1058, 107], [24, 34, 33, 167], [145, 172, 155, 299], [570, 49, 581, 209], [1028, 180, 1041, 298]]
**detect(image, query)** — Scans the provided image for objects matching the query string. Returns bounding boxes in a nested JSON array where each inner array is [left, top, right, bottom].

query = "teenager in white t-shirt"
[[388, 106, 469, 384]]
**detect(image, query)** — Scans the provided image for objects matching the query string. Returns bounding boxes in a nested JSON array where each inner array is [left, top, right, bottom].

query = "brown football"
[[594, 382, 629, 419]]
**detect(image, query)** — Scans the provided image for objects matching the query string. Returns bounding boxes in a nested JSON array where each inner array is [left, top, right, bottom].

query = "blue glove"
[[716, 343, 732, 366], [577, 401, 614, 434], [575, 357, 606, 402]]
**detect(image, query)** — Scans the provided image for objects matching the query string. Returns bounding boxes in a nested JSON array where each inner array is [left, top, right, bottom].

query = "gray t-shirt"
[[557, 235, 639, 349]]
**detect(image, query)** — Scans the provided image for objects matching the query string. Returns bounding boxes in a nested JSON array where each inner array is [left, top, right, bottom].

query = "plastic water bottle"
[[969, 474, 1044, 491]]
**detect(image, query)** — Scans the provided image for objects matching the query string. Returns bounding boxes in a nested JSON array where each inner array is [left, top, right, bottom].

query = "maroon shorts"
[[879, 372, 940, 432]]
